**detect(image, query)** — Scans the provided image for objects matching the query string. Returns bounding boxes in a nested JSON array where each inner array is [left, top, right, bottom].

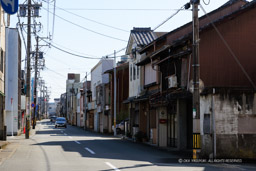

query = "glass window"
[[137, 66, 139, 79], [133, 64, 136, 80], [130, 64, 132, 81]]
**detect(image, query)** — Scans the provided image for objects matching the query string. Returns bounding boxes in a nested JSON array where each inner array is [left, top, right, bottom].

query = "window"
[[137, 66, 139, 79], [133, 64, 136, 80], [94, 83, 96, 98], [130, 64, 132, 81], [0, 49, 3, 72]]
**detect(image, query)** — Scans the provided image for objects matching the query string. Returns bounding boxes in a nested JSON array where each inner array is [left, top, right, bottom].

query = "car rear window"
[[56, 118, 66, 121]]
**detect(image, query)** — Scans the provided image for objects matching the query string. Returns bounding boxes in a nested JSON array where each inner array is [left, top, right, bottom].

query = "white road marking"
[[61, 131, 63, 133], [68, 136, 73, 139], [64, 133, 67, 136], [75, 141, 81, 144], [105, 162, 120, 171], [85, 147, 95, 154]]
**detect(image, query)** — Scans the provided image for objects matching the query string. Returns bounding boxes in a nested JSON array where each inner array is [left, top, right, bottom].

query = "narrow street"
[[0, 120, 255, 171]]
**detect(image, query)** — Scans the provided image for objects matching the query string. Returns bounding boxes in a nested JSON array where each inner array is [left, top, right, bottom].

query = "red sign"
[[159, 119, 167, 124]]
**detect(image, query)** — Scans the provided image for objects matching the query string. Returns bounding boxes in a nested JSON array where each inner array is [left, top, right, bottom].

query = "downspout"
[[212, 88, 216, 158]]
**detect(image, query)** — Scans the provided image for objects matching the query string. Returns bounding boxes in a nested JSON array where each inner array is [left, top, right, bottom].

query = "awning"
[[123, 96, 136, 104], [136, 45, 170, 66]]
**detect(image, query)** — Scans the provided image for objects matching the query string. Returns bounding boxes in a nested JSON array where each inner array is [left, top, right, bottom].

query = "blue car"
[[55, 117, 67, 128]]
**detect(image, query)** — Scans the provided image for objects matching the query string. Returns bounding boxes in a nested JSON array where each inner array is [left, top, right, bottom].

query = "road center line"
[[105, 162, 120, 171], [85, 147, 95, 154], [75, 141, 81, 144]]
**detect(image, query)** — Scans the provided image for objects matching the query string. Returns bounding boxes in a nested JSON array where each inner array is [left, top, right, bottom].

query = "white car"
[[55, 117, 67, 128], [112, 119, 128, 134]]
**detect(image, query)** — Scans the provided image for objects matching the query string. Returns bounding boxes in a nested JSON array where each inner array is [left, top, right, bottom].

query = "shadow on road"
[[33, 121, 254, 171]]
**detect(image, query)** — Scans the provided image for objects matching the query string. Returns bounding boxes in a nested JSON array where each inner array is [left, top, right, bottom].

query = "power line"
[[44, 1, 128, 33], [49, 8, 188, 11], [153, 4, 186, 30], [47, 0, 50, 36], [41, 6, 128, 42], [44, 66, 66, 78], [40, 38, 102, 59], [47, 40, 98, 57], [52, 0, 57, 40], [104, 5, 188, 57]]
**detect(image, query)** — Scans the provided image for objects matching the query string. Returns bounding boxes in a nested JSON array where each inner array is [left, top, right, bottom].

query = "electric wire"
[[51, 8, 188, 11], [153, 4, 185, 30], [104, 4, 188, 57], [46, 40, 98, 57], [203, 0, 210, 5], [52, 0, 57, 40], [41, 6, 128, 42], [44, 66, 66, 78], [47, 0, 49, 36], [40, 38, 103, 59], [44, 1, 128, 33], [200, 4, 256, 90]]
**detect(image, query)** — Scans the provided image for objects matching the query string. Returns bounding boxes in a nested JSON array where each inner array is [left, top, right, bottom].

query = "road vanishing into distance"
[[0, 120, 255, 171]]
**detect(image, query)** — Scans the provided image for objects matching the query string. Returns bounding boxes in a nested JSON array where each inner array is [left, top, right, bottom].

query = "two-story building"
[[0, 6, 7, 140], [124, 27, 165, 140], [66, 73, 80, 124], [138, 0, 256, 159], [5, 28, 22, 136], [91, 59, 113, 132]]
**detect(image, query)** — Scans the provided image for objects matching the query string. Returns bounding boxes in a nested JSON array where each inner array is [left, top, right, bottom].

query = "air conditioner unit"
[[168, 75, 177, 88]]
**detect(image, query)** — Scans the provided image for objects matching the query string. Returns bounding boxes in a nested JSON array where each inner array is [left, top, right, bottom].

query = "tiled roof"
[[131, 27, 156, 46]]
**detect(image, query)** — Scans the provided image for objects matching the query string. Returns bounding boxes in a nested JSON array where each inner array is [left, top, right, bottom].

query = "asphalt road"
[[0, 120, 255, 171]]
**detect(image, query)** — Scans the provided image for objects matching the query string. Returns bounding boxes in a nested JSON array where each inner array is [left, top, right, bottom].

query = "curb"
[[0, 142, 9, 150]]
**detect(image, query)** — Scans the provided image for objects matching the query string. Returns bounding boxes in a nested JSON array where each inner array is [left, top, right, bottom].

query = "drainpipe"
[[212, 88, 216, 158]]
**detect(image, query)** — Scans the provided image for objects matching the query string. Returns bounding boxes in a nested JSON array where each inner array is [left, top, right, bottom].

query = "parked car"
[[112, 119, 129, 134], [50, 116, 57, 122], [55, 117, 67, 128]]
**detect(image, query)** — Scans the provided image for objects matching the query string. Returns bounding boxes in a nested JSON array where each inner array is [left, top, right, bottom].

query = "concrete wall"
[[157, 107, 167, 147], [48, 103, 56, 116], [200, 93, 256, 159], [91, 59, 113, 132], [102, 60, 113, 84], [91, 59, 113, 101], [5, 28, 19, 135], [129, 53, 141, 98], [177, 99, 188, 150]]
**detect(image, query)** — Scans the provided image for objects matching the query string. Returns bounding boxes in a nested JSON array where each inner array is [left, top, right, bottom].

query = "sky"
[[10, 0, 252, 102]]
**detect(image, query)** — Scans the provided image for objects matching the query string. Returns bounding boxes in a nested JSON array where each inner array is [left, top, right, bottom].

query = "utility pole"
[[39, 79, 42, 120], [84, 72, 87, 130], [32, 36, 39, 129], [25, 0, 32, 139], [42, 85, 45, 118], [45, 86, 48, 118], [113, 51, 117, 136], [192, 0, 201, 159]]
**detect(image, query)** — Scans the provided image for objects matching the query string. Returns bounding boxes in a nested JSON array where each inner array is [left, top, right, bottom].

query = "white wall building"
[[91, 59, 113, 132], [5, 28, 21, 135]]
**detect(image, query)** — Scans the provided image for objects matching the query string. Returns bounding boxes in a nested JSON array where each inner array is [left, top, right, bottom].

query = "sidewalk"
[[0, 122, 40, 165], [0, 141, 9, 150]]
